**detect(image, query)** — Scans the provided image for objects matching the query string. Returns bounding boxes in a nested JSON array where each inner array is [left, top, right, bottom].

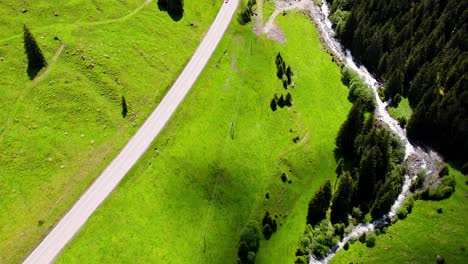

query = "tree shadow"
[[27, 66, 42, 80], [121, 96, 128, 118], [157, 0, 184, 22]]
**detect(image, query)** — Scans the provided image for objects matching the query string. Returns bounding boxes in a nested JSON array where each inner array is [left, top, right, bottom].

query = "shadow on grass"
[[27, 65, 42, 80], [157, 0, 184, 22]]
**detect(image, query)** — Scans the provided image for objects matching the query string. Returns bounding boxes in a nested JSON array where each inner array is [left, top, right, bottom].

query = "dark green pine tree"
[[306, 180, 332, 226], [330, 172, 354, 224], [285, 92, 292, 107], [277, 94, 285, 108], [275, 52, 283, 67], [121, 96, 128, 118], [23, 25, 47, 79], [336, 103, 364, 158], [286, 66, 292, 84], [357, 146, 379, 202]]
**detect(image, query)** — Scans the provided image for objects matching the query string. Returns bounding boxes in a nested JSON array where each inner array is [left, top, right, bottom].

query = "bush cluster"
[[237, 223, 260, 264], [261, 212, 277, 239], [341, 67, 375, 112], [294, 225, 313, 263], [311, 220, 339, 257], [238, 0, 256, 25], [415, 167, 455, 201], [330, 0, 468, 167]]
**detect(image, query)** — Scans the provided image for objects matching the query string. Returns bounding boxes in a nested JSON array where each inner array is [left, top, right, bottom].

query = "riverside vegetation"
[[328, 0, 468, 169], [317, 0, 467, 262]]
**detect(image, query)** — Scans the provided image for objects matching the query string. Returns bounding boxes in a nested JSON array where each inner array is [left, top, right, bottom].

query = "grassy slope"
[[57, 10, 350, 264], [388, 97, 412, 121], [331, 168, 468, 264], [262, 0, 276, 23], [0, 1, 221, 262]]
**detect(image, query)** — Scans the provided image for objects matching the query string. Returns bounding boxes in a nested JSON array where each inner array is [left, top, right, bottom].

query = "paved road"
[[23, 1, 238, 263]]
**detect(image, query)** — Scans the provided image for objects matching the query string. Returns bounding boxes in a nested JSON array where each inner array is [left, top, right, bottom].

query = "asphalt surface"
[[23, 1, 238, 263]]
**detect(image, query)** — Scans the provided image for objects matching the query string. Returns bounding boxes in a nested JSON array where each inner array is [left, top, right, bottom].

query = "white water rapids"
[[296, 0, 441, 263]]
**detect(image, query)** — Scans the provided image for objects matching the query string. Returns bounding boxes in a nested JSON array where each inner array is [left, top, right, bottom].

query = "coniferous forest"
[[328, 0, 468, 168]]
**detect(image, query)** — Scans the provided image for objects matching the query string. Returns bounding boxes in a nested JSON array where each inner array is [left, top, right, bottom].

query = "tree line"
[[270, 53, 293, 111], [328, 0, 468, 168]]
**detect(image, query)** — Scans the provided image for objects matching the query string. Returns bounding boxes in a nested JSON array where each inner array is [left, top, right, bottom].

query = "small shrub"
[[247, 251, 256, 264], [270, 97, 277, 112], [238, 241, 249, 261], [262, 224, 272, 239], [277, 95, 285, 108], [397, 116, 407, 128], [358, 232, 366, 243], [237, 0, 256, 25], [439, 164, 449, 178], [285, 93, 292, 107], [403, 196, 415, 214], [239, 223, 260, 253], [396, 207, 408, 220], [437, 208, 443, 214], [312, 242, 329, 258], [294, 256, 307, 264], [365, 233, 376, 248], [280, 173, 287, 183], [351, 207, 364, 222], [341, 67, 357, 86], [391, 93, 401, 107], [417, 188, 430, 200], [334, 223, 345, 239], [121, 96, 128, 118], [311, 220, 338, 257], [423, 175, 456, 200], [436, 255, 445, 264], [411, 170, 426, 192], [377, 86, 386, 101], [262, 211, 277, 239], [343, 241, 349, 250], [461, 163, 468, 175]]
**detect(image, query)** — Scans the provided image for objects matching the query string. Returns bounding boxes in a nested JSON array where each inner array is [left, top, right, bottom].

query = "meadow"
[[57, 7, 351, 264], [388, 98, 412, 122], [331, 168, 468, 263], [0, 0, 221, 262]]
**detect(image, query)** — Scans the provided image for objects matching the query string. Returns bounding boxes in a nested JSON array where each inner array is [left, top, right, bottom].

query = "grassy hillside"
[[0, 1, 221, 262], [57, 9, 351, 264], [331, 168, 468, 264]]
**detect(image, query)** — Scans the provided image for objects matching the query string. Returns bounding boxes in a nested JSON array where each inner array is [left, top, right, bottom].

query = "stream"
[[300, 0, 442, 263]]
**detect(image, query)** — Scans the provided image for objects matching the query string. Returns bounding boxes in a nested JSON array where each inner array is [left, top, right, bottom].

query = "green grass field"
[[0, 1, 221, 262], [262, 0, 276, 23], [331, 168, 468, 264], [388, 97, 412, 121], [57, 9, 351, 264]]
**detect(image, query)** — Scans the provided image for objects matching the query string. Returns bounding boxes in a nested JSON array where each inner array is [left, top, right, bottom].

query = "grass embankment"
[[331, 168, 468, 264], [0, 1, 220, 262], [57, 9, 350, 264]]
